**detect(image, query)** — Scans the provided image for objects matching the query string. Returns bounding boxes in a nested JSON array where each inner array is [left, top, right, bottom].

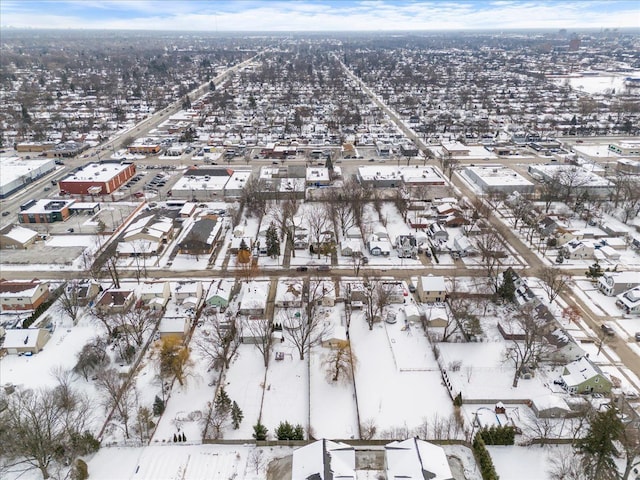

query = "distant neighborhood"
[[0, 28, 639, 480]]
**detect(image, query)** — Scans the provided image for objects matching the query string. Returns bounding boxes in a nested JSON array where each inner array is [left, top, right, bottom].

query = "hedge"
[[472, 435, 500, 480]]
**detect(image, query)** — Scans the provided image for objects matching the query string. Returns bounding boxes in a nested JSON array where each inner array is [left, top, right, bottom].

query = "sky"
[[1, 0, 639, 32]]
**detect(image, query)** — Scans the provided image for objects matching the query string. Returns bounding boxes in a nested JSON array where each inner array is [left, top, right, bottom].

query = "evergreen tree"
[[252, 421, 268, 441], [153, 395, 165, 416], [576, 407, 622, 480], [265, 222, 280, 258], [173, 433, 177, 442], [497, 269, 516, 302], [181, 432, 186, 442], [231, 401, 244, 430]]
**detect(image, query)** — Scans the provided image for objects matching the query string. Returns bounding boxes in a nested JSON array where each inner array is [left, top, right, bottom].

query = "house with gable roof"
[[385, 437, 454, 480], [559, 357, 612, 394], [291, 439, 355, 480]]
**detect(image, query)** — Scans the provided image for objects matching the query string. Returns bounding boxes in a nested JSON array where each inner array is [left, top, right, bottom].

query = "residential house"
[[0, 279, 50, 312], [0, 224, 38, 249], [238, 281, 269, 316], [453, 235, 474, 257], [385, 438, 454, 480], [275, 279, 304, 308], [173, 281, 204, 308], [206, 279, 235, 310], [538, 216, 560, 237], [1, 328, 51, 355], [418, 275, 447, 303], [562, 240, 594, 260], [340, 239, 362, 257], [75, 280, 102, 306], [543, 329, 586, 363], [291, 439, 356, 480], [598, 271, 640, 297], [118, 216, 174, 257], [428, 222, 449, 242], [177, 218, 222, 256], [345, 226, 362, 239], [616, 286, 640, 314], [139, 281, 171, 310], [395, 235, 417, 259], [311, 279, 336, 307], [367, 234, 392, 256], [559, 357, 612, 394], [95, 289, 135, 314]]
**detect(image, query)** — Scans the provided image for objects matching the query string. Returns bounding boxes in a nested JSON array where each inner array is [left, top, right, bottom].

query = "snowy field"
[[350, 311, 455, 437], [488, 444, 575, 480]]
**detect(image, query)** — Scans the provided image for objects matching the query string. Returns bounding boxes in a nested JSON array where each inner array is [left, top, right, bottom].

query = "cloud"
[[1, 0, 639, 30]]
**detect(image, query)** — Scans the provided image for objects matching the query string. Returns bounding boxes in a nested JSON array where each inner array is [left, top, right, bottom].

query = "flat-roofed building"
[[465, 164, 535, 194], [609, 141, 640, 157], [18, 199, 75, 224], [59, 162, 136, 195], [527, 164, 613, 198], [0, 156, 56, 198]]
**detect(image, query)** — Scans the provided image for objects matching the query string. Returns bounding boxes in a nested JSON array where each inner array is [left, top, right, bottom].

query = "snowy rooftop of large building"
[[0, 157, 56, 188], [465, 164, 534, 187], [62, 162, 132, 183], [21, 199, 75, 215]]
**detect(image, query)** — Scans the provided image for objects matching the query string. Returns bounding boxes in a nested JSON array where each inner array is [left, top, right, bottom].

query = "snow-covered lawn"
[[87, 444, 283, 480], [260, 340, 309, 437], [350, 312, 454, 437], [488, 445, 574, 480], [309, 346, 359, 439], [222, 344, 266, 440]]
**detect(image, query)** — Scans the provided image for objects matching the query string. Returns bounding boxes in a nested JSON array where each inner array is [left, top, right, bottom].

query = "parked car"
[[635, 332, 640, 341], [2, 211, 10, 216], [296, 266, 308, 272], [317, 265, 331, 272], [408, 285, 417, 293]]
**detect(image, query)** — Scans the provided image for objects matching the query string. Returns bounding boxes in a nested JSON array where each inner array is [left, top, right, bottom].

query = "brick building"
[[59, 162, 136, 195]]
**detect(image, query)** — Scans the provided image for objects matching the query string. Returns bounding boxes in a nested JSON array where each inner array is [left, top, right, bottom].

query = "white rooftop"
[[385, 438, 453, 480], [465, 164, 534, 187], [63, 163, 132, 183]]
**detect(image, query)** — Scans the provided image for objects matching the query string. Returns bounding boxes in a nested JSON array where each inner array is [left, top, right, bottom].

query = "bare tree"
[[503, 304, 551, 387], [194, 310, 240, 371], [244, 318, 273, 367], [522, 408, 561, 446], [95, 368, 135, 439], [362, 278, 393, 330], [547, 448, 586, 480], [537, 266, 570, 303], [306, 205, 330, 259], [325, 187, 357, 237], [73, 337, 110, 380], [113, 309, 161, 349], [57, 279, 82, 324], [0, 385, 95, 480], [323, 341, 355, 382], [248, 449, 266, 475], [473, 231, 506, 293]]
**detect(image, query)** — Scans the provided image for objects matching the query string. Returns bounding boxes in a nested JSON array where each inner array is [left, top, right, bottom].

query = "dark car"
[[296, 266, 308, 272], [317, 265, 331, 272], [408, 285, 417, 293], [2, 211, 10, 217], [601, 324, 615, 336]]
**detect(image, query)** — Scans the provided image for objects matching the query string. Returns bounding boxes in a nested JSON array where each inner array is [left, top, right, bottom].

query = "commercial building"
[[170, 167, 252, 200], [18, 199, 75, 224], [465, 164, 535, 194], [609, 141, 640, 157], [59, 162, 136, 195], [0, 156, 56, 198], [527, 164, 613, 198]]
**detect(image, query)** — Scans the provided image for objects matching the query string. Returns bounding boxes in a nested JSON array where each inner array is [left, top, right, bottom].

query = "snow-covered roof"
[[420, 275, 446, 292], [561, 357, 607, 387], [292, 439, 355, 480], [2, 328, 46, 349], [1, 225, 38, 244], [63, 162, 132, 183], [385, 438, 453, 480]]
